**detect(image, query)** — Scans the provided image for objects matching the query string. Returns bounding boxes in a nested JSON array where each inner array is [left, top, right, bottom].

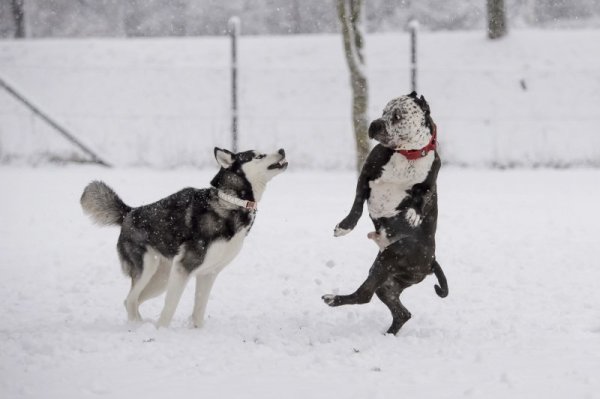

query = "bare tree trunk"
[[290, 0, 302, 34], [487, 0, 507, 39], [337, 0, 369, 172], [10, 0, 26, 38]]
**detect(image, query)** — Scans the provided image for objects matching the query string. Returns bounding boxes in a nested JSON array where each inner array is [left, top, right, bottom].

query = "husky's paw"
[[190, 317, 205, 329], [322, 294, 339, 306], [334, 224, 352, 237], [126, 315, 143, 324], [155, 317, 171, 329], [405, 208, 422, 227]]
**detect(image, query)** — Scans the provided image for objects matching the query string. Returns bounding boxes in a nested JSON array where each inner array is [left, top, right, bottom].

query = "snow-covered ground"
[[1, 29, 600, 168], [1, 165, 599, 398]]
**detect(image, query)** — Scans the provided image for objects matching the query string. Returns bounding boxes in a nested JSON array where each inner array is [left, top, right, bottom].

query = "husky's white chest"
[[367, 152, 434, 219], [194, 228, 249, 276]]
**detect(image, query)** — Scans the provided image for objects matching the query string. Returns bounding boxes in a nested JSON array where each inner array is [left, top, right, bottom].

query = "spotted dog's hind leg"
[[376, 278, 411, 335], [322, 251, 390, 307]]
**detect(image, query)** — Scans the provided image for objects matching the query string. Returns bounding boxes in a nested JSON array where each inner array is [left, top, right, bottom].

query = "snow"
[[1, 29, 600, 168], [1, 165, 599, 398], [1, 26, 599, 397]]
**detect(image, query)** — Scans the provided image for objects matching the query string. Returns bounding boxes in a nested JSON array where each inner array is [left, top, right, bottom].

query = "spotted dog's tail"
[[432, 260, 448, 298], [80, 181, 132, 226]]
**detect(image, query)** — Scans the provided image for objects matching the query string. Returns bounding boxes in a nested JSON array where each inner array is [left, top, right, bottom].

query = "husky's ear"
[[214, 147, 235, 168]]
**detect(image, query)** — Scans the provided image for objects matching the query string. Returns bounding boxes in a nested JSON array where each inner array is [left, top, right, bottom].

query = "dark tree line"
[[488, 0, 507, 39], [2, 0, 599, 39], [9, 0, 25, 38]]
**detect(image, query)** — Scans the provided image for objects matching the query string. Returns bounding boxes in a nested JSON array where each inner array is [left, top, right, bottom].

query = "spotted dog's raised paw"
[[334, 224, 352, 237], [405, 208, 422, 227]]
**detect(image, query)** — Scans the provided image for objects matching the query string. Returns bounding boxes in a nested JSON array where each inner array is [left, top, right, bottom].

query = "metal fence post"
[[408, 19, 419, 93], [228, 16, 240, 153]]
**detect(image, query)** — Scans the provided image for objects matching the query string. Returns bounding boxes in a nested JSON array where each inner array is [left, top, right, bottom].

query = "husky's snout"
[[268, 148, 288, 170]]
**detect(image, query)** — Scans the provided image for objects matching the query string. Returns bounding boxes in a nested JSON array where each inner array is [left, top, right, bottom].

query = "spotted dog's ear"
[[409, 91, 418, 98], [415, 95, 431, 116], [214, 147, 235, 168]]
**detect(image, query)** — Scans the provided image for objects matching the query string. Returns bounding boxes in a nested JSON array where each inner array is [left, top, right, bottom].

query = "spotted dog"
[[81, 148, 287, 328], [323, 92, 448, 335]]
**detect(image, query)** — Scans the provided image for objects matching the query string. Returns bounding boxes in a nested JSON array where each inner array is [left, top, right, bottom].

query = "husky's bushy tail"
[[80, 181, 131, 226]]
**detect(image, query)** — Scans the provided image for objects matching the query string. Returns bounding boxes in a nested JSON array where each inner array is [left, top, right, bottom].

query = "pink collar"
[[216, 190, 257, 211]]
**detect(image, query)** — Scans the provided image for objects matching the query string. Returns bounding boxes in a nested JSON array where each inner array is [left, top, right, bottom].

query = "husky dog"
[[81, 148, 287, 327], [322, 92, 448, 335]]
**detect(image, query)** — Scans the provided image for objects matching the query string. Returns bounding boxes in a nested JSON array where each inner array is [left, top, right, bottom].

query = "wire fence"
[[1, 35, 599, 168]]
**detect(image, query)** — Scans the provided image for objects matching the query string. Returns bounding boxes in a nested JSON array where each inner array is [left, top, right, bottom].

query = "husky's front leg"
[[191, 273, 218, 328], [157, 260, 190, 328]]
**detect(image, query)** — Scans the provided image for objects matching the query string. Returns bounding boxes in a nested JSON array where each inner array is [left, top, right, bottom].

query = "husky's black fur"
[[116, 187, 255, 276]]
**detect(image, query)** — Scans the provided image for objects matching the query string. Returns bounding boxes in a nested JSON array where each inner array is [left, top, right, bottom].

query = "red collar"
[[395, 124, 437, 160]]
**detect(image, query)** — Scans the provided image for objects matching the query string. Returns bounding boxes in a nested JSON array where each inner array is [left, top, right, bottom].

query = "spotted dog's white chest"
[[367, 152, 434, 219], [194, 228, 249, 276]]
